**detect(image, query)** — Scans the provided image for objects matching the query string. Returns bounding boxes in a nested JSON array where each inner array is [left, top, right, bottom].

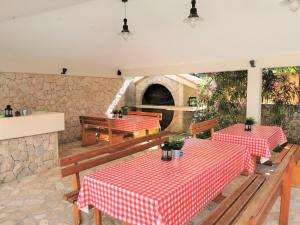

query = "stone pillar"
[[246, 67, 262, 124]]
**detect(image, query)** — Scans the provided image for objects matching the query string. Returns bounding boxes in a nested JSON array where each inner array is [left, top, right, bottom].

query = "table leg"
[[241, 155, 258, 176], [95, 209, 102, 225], [251, 155, 257, 171]]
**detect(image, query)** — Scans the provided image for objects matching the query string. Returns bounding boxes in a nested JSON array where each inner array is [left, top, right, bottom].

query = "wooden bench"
[[190, 118, 219, 138], [60, 131, 169, 225], [275, 143, 300, 188], [128, 111, 162, 120], [128, 111, 162, 135], [201, 144, 298, 225], [79, 115, 131, 147]]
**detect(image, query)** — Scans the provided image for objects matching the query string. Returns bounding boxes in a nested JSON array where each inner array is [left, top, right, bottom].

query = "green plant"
[[245, 117, 255, 125], [192, 71, 247, 130], [262, 67, 299, 127], [169, 135, 185, 150]]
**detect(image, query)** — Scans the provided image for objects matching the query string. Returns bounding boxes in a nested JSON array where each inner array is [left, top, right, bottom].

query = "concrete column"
[[246, 67, 262, 124]]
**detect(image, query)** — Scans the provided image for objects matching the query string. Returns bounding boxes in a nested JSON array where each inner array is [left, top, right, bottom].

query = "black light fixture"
[[119, 0, 132, 40], [61, 68, 68, 75], [184, 0, 203, 28], [250, 60, 256, 68], [117, 69, 122, 76]]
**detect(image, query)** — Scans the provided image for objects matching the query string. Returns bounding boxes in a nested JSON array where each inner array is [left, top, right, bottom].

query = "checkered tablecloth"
[[111, 115, 160, 132], [77, 139, 253, 225], [212, 123, 287, 158]]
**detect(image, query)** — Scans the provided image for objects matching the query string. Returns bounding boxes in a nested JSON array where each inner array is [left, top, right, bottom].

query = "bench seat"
[[274, 143, 300, 188], [201, 143, 298, 225]]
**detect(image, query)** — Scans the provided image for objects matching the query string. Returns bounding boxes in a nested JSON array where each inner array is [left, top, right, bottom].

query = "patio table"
[[77, 138, 253, 225], [82, 114, 160, 136], [111, 115, 160, 134], [211, 123, 287, 159]]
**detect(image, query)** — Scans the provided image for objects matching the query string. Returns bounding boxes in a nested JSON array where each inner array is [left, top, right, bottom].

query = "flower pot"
[[173, 149, 184, 158]]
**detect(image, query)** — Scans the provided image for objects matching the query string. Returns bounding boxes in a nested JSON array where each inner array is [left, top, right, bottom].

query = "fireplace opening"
[[142, 84, 175, 130]]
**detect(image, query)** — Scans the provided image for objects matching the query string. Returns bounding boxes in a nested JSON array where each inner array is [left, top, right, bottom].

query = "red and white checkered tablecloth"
[[212, 123, 287, 158], [77, 139, 253, 225], [111, 115, 160, 132]]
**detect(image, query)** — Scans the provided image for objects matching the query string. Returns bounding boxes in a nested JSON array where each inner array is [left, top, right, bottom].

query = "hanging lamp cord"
[[124, 1, 127, 19]]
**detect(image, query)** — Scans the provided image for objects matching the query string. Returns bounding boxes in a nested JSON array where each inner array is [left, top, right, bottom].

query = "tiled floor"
[[0, 144, 299, 225], [58, 141, 109, 158]]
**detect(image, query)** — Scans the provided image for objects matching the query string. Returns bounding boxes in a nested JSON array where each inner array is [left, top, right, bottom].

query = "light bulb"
[[118, 31, 133, 40], [184, 16, 204, 28], [184, 16, 201, 28]]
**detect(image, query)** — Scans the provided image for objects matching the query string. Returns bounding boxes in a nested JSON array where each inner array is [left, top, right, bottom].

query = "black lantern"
[[244, 123, 252, 131], [112, 109, 118, 118], [4, 105, 13, 117], [161, 141, 172, 161], [244, 118, 255, 131], [118, 110, 123, 118]]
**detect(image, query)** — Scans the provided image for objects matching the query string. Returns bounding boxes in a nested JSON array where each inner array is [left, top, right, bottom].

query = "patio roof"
[[0, 0, 300, 77]]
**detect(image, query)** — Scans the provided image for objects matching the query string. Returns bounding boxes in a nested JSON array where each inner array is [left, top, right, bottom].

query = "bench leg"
[[95, 208, 102, 225], [251, 155, 257, 171], [73, 205, 81, 225], [279, 163, 293, 225]]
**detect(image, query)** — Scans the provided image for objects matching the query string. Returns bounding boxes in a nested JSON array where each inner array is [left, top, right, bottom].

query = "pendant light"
[[184, 0, 203, 28], [280, 0, 300, 12], [119, 0, 133, 40]]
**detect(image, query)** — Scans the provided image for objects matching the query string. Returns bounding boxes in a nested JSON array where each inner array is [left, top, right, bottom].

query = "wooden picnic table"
[[77, 138, 253, 225], [82, 114, 160, 134], [80, 114, 161, 146]]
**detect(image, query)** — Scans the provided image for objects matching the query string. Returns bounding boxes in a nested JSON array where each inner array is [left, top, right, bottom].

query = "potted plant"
[[245, 117, 255, 131], [170, 135, 185, 158]]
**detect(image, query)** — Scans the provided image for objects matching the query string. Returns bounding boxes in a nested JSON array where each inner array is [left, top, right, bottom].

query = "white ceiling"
[[0, 0, 299, 77]]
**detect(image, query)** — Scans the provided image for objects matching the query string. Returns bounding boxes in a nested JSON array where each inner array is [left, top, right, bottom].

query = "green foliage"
[[262, 67, 298, 104], [193, 71, 247, 130], [169, 135, 185, 150], [262, 67, 299, 127]]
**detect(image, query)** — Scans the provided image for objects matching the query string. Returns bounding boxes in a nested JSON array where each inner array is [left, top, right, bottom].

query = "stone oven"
[[142, 84, 175, 130], [125, 75, 200, 133]]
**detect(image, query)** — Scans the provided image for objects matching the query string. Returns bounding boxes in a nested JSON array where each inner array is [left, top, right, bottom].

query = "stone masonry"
[[130, 76, 196, 133], [261, 104, 300, 144], [0, 132, 58, 183], [0, 73, 124, 144]]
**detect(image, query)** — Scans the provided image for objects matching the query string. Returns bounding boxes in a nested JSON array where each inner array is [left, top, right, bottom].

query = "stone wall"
[[0, 73, 124, 143], [0, 132, 58, 183], [261, 104, 300, 144]]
